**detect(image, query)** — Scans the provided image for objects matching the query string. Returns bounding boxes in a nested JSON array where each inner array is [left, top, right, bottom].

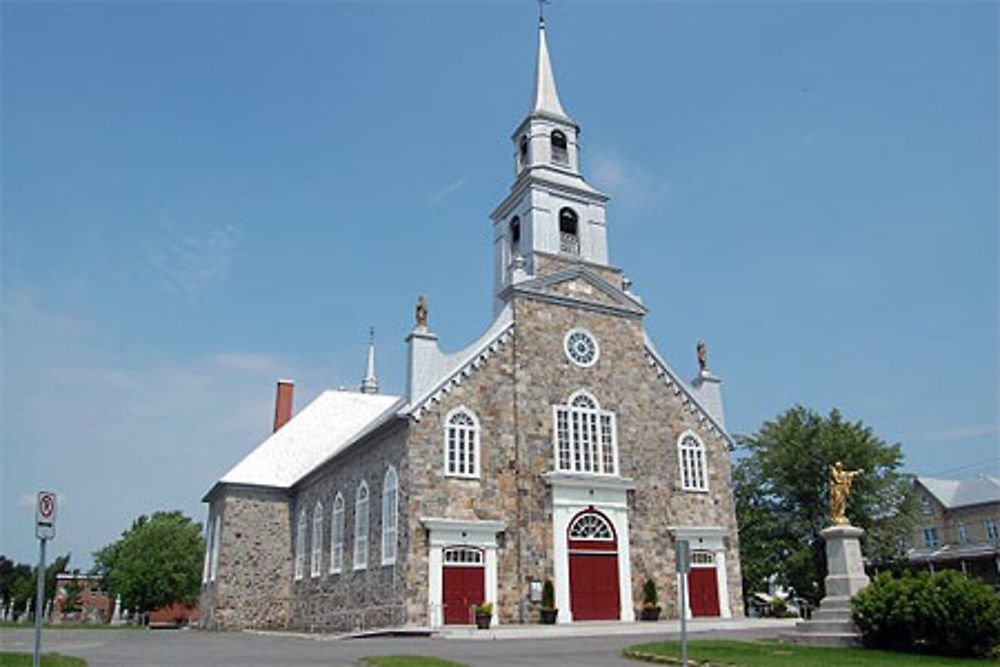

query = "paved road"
[[1, 621, 794, 666]]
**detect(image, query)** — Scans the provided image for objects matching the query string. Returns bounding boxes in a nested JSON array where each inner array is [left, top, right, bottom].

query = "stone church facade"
[[200, 20, 744, 632]]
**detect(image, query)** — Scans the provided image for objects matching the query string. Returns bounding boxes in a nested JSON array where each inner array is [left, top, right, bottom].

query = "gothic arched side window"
[[354, 481, 369, 570], [311, 501, 323, 578], [330, 492, 345, 574], [294, 508, 307, 581], [559, 208, 579, 255], [551, 129, 568, 164], [382, 466, 399, 565], [678, 431, 708, 492], [445, 407, 480, 479]]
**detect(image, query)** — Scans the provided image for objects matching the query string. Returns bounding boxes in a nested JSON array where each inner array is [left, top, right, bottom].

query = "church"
[[199, 18, 744, 632]]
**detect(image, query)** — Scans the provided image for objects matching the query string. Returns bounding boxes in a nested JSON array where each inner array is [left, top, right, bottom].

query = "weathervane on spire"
[[538, 0, 549, 24]]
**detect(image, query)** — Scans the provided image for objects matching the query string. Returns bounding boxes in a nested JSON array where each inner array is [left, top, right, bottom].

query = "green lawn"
[[0, 653, 87, 667], [625, 640, 997, 666], [361, 657, 467, 667]]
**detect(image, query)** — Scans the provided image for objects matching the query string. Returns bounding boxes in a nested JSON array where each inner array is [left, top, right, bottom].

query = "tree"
[[734, 406, 916, 606], [62, 575, 83, 614], [93, 511, 204, 619]]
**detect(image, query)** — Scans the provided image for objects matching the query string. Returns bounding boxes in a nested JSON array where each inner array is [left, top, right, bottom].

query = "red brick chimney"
[[273, 379, 294, 432]]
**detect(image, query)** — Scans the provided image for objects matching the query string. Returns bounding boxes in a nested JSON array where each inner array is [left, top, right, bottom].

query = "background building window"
[[678, 432, 708, 492], [354, 482, 369, 569], [295, 509, 307, 580], [445, 408, 480, 478], [551, 130, 568, 163], [311, 501, 323, 578], [330, 493, 344, 574], [956, 522, 968, 545], [553, 390, 617, 475], [382, 466, 398, 565], [986, 519, 998, 543], [558, 208, 579, 255], [923, 527, 939, 548]]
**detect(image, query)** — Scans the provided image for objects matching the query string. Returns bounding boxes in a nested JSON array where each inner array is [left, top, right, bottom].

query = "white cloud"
[[428, 176, 467, 203], [589, 151, 673, 212], [141, 211, 240, 300]]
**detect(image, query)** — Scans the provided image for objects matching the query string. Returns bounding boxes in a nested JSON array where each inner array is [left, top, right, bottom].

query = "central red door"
[[568, 510, 620, 621], [688, 567, 720, 617], [443, 563, 484, 625]]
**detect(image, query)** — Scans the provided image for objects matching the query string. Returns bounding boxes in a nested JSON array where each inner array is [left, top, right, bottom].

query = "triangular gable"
[[505, 265, 646, 318]]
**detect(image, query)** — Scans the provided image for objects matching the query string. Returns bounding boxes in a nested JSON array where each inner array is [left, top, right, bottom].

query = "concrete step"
[[781, 631, 862, 647], [795, 620, 856, 634]]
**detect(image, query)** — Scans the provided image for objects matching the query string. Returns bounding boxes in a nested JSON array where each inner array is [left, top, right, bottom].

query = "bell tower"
[[490, 18, 611, 316]]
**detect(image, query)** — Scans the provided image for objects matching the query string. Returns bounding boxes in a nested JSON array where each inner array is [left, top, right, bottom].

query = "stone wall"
[[199, 486, 293, 630], [289, 420, 410, 632]]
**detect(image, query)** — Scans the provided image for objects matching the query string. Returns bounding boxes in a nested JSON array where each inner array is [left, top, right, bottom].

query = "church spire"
[[531, 17, 571, 122], [360, 327, 378, 394]]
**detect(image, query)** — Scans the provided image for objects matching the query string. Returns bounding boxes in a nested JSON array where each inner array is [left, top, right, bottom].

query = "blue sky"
[[2, 2, 996, 567]]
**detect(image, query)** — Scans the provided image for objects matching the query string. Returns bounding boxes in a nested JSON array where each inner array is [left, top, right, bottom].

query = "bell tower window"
[[559, 207, 579, 255], [551, 130, 568, 164], [519, 135, 529, 168], [510, 216, 521, 256]]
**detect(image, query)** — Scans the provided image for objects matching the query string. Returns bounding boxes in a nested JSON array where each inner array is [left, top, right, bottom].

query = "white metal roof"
[[918, 475, 1000, 509], [217, 390, 402, 489]]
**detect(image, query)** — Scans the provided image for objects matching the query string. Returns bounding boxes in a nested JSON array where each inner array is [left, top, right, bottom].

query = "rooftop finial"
[[361, 327, 378, 394], [538, 0, 548, 24]]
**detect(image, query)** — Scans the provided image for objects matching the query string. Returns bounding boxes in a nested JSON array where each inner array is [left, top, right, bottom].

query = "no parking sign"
[[35, 491, 56, 540]]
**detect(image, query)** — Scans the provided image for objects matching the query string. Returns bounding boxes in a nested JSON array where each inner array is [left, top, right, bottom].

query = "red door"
[[443, 564, 484, 625], [688, 568, 720, 617], [568, 510, 620, 621]]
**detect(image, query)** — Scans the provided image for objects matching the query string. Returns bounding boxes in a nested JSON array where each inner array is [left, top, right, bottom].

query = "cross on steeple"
[[538, 0, 549, 24]]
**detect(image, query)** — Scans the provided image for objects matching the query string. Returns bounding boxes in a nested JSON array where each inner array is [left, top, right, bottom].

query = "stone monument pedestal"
[[784, 524, 870, 646]]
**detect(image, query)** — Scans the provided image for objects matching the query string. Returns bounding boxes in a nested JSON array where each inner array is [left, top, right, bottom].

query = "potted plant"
[[539, 579, 558, 624], [474, 602, 493, 629], [640, 578, 661, 621]]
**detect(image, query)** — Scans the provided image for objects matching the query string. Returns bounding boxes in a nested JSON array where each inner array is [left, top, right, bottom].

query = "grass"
[[625, 640, 998, 666], [361, 657, 467, 667], [0, 653, 87, 667]]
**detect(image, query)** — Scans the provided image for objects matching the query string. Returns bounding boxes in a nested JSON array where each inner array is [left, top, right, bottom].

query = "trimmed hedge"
[[851, 570, 1000, 658]]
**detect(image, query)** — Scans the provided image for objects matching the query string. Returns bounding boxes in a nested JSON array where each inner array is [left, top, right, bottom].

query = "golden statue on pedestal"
[[830, 461, 864, 526], [415, 295, 428, 329]]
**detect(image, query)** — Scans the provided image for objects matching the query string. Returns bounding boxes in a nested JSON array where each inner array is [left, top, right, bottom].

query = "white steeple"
[[360, 328, 378, 394], [489, 18, 611, 316], [532, 19, 570, 121]]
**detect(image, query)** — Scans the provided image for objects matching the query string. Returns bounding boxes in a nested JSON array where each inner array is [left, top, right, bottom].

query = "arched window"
[[568, 512, 614, 541], [311, 501, 323, 578], [202, 513, 215, 583], [354, 481, 369, 570], [295, 509, 307, 581], [210, 514, 221, 581], [553, 390, 617, 475], [330, 493, 345, 574], [559, 208, 579, 255], [519, 135, 529, 167], [551, 130, 568, 163], [510, 216, 521, 256], [445, 407, 480, 478], [678, 432, 708, 491], [382, 466, 398, 565]]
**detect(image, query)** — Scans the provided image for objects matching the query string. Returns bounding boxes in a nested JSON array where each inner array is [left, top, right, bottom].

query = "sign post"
[[675, 539, 690, 667], [34, 491, 56, 667]]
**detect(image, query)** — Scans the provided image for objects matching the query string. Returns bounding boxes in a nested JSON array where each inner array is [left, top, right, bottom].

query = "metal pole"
[[34, 537, 46, 667], [680, 571, 688, 667]]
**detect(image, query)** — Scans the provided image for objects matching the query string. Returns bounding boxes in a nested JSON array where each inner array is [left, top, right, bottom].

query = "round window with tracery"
[[565, 329, 599, 367], [568, 513, 613, 540]]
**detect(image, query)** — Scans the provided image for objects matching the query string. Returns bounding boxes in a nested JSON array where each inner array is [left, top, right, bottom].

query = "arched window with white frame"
[[678, 431, 708, 492], [354, 481, 369, 570], [295, 508, 307, 581], [552, 390, 618, 475], [445, 407, 480, 478], [209, 513, 221, 582], [330, 492, 345, 574], [382, 466, 398, 565], [311, 501, 323, 578], [202, 513, 215, 583]]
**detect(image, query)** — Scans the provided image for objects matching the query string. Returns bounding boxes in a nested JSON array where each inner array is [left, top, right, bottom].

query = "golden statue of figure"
[[830, 461, 864, 525], [697, 341, 708, 372], [415, 295, 428, 329]]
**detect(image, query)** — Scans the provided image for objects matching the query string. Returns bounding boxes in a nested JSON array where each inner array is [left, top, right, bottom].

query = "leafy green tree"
[[93, 511, 204, 619], [734, 406, 916, 606], [62, 575, 83, 614]]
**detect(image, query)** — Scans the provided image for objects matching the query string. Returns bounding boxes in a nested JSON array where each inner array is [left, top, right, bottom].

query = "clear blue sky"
[[2, 2, 996, 567]]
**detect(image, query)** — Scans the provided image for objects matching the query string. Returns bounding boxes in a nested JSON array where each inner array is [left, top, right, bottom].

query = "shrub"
[[474, 601, 492, 616], [541, 580, 555, 610], [642, 579, 659, 609], [851, 570, 1000, 658]]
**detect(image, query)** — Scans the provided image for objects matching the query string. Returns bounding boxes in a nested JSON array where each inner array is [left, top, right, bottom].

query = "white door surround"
[[421, 517, 506, 628], [667, 525, 732, 619], [543, 472, 635, 623]]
